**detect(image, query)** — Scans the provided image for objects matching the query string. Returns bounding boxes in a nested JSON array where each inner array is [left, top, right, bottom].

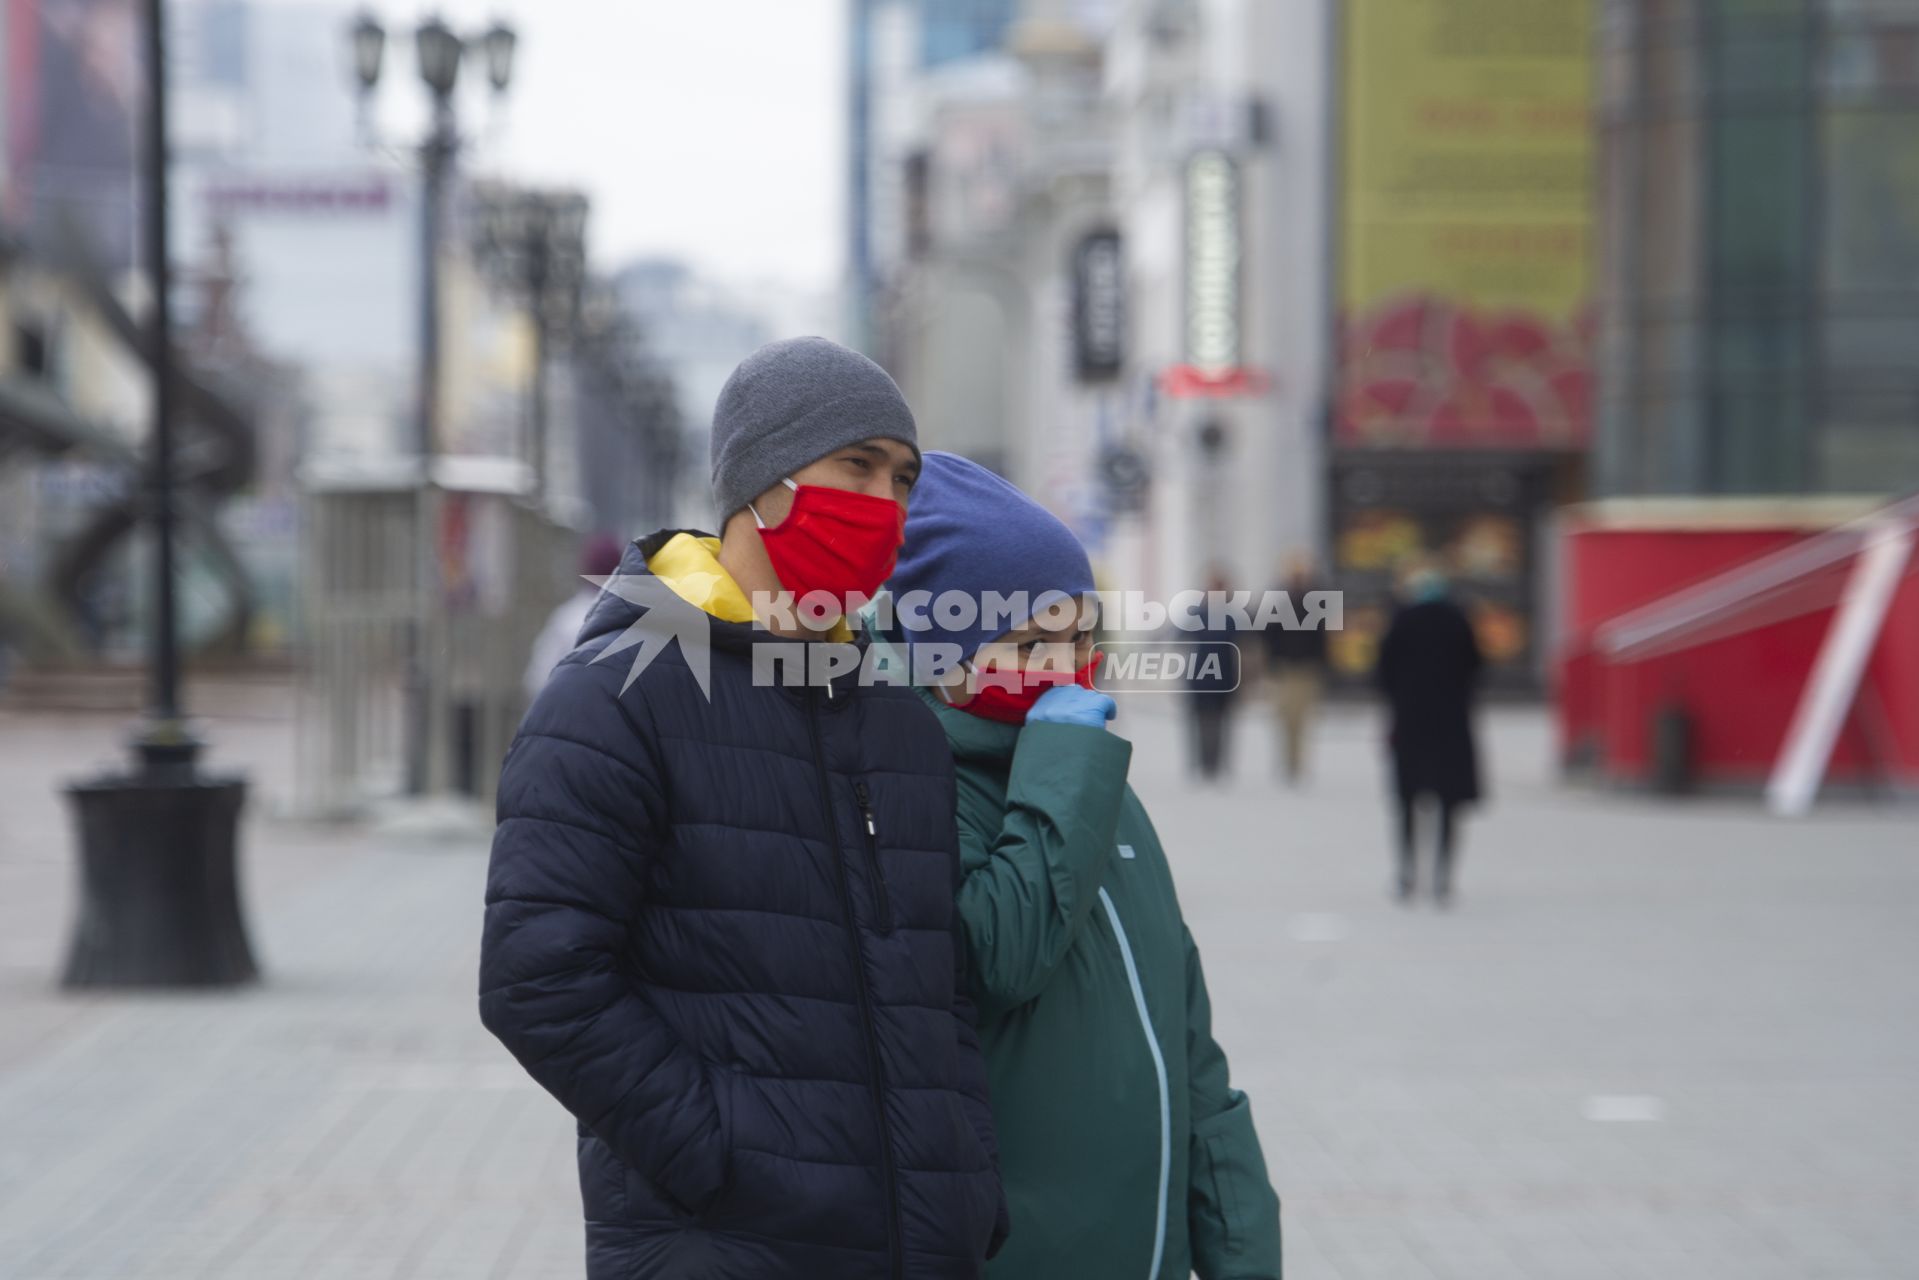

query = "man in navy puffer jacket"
[[481, 337, 1008, 1278]]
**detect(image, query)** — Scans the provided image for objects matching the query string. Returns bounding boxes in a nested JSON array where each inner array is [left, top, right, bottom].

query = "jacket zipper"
[[1099, 886, 1171, 1280], [806, 689, 903, 1279], [852, 781, 894, 933]]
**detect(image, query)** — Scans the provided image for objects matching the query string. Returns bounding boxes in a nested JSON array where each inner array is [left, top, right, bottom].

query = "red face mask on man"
[[751, 478, 906, 616], [953, 652, 1102, 725]]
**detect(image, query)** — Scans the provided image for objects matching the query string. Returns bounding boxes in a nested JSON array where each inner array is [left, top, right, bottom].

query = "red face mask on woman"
[[952, 653, 1101, 725], [752, 478, 907, 614]]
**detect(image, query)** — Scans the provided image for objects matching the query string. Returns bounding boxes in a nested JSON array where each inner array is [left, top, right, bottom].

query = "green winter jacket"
[[925, 687, 1283, 1280]]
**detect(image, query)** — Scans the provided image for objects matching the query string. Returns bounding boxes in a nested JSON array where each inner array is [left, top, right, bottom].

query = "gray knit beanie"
[[709, 336, 919, 521]]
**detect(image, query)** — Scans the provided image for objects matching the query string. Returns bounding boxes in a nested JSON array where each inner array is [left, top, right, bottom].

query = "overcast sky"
[[340, 0, 847, 293]]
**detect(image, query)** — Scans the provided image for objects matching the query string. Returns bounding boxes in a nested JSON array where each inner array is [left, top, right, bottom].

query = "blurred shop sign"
[[1185, 148, 1240, 374], [1159, 364, 1271, 399], [1072, 229, 1125, 382], [204, 174, 394, 216], [1168, 149, 1268, 399]]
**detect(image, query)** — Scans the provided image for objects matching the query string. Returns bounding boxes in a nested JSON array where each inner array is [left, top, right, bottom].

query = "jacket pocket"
[[686, 1062, 739, 1222], [853, 780, 894, 933], [626, 1064, 735, 1224]]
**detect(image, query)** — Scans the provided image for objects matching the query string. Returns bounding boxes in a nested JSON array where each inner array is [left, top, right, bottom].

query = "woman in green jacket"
[[883, 451, 1282, 1280]]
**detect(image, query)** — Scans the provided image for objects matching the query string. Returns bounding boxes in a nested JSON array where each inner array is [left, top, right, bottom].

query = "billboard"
[[1335, 0, 1593, 450], [3, 0, 143, 272]]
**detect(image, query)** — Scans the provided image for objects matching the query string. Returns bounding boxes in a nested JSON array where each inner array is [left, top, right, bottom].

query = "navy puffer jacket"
[[481, 532, 1007, 1279]]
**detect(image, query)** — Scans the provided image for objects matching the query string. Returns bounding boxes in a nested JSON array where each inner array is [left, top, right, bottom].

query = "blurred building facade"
[[854, 0, 1581, 694], [847, 0, 1024, 354], [1562, 0, 1919, 796], [1102, 0, 1326, 609], [1, 0, 673, 691], [855, 0, 1321, 596], [172, 0, 416, 465]]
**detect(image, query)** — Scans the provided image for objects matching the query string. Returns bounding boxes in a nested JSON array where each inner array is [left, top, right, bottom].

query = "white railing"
[[294, 459, 577, 819]]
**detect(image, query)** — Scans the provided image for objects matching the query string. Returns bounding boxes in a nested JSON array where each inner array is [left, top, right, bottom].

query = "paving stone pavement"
[[0, 693, 1914, 1279]]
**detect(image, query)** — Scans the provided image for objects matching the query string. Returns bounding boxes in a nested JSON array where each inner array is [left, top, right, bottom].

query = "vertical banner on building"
[[1185, 149, 1240, 375], [4, 0, 144, 272], [1165, 148, 1267, 398], [1336, 0, 1593, 448], [1071, 228, 1125, 382]]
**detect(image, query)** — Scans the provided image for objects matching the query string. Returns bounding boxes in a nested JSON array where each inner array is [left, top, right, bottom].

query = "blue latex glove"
[[1027, 685, 1116, 729]]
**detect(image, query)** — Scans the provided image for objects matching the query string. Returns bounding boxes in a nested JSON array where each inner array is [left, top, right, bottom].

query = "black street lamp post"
[[62, 0, 258, 988], [472, 186, 588, 502], [353, 10, 516, 460], [348, 11, 516, 795], [416, 18, 459, 460]]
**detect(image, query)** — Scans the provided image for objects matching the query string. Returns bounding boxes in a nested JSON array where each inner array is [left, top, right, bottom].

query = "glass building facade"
[[1597, 0, 1919, 495]]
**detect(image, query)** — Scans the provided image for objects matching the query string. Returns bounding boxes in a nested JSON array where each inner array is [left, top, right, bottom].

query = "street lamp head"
[[480, 22, 518, 94], [349, 12, 386, 93], [415, 16, 464, 101]]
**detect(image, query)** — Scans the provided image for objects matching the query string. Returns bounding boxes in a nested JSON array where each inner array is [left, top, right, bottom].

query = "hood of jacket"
[[581, 529, 853, 662]]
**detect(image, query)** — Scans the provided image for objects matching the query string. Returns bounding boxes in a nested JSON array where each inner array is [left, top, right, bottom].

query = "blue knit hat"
[[887, 451, 1096, 663]]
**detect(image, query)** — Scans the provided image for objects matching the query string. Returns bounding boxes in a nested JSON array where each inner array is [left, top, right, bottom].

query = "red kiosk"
[[1556, 494, 1919, 804]]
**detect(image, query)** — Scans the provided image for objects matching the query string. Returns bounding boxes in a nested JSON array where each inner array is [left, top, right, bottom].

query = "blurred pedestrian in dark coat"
[[1263, 551, 1330, 783], [1374, 566, 1483, 904], [1185, 566, 1242, 782]]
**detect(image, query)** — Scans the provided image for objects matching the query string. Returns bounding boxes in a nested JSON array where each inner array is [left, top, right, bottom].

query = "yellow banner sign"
[[1337, 0, 1594, 449]]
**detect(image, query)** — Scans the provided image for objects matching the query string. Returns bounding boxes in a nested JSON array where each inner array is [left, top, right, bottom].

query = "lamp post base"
[[62, 758, 257, 989]]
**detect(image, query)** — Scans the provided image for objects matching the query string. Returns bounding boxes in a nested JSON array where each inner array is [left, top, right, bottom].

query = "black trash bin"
[[63, 771, 258, 987]]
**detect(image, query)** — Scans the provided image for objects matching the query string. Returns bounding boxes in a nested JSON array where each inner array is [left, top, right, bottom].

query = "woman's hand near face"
[[1025, 685, 1116, 730]]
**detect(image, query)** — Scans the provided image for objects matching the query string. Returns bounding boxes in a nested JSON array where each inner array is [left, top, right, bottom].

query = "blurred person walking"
[[521, 532, 624, 700], [481, 339, 1006, 1279], [881, 453, 1283, 1280], [1374, 565, 1484, 905], [1263, 553, 1329, 784], [1184, 566, 1243, 783]]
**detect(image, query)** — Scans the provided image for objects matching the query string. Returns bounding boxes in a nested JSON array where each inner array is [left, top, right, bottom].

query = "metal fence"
[[295, 463, 576, 819]]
